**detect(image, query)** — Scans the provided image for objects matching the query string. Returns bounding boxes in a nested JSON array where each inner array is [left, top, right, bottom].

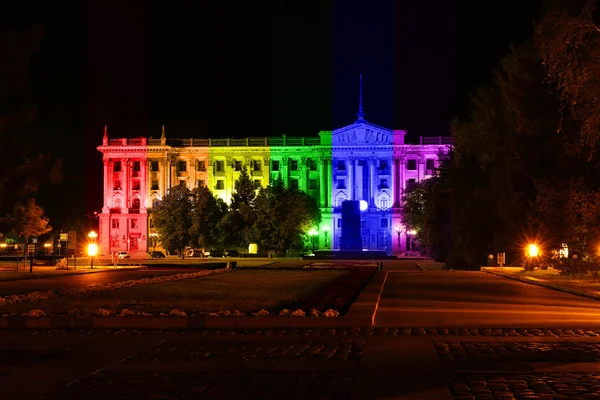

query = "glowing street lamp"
[[88, 231, 98, 269], [308, 228, 318, 254], [526, 243, 540, 271], [395, 226, 403, 253], [407, 229, 417, 252]]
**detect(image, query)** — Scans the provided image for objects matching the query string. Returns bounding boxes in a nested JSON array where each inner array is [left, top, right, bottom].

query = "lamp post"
[[322, 225, 330, 249], [407, 229, 417, 252], [526, 243, 539, 271], [88, 231, 98, 269], [149, 232, 158, 252], [395, 226, 403, 255], [308, 228, 318, 254]]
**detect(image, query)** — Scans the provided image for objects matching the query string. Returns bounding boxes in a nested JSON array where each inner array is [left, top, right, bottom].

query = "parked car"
[[148, 251, 165, 259], [117, 251, 130, 260]]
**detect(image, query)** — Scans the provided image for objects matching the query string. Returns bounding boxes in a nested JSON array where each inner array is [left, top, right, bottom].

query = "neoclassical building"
[[97, 100, 452, 256]]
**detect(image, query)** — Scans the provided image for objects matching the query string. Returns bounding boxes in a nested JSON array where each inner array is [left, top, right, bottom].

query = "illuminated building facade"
[[97, 125, 451, 257], [97, 80, 452, 256]]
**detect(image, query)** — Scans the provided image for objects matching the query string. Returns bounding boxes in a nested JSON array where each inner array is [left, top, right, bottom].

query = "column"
[[160, 159, 167, 197], [347, 157, 355, 200], [326, 158, 332, 208], [140, 159, 147, 211], [122, 158, 129, 210], [103, 159, 109, 212], [390, 157, 396, 207], [369, 157, 376, 207], [263, 156, 270, 188], [281, 157, 289, 188], [319, 157, 326, 208], [399, 158, 406, 201]]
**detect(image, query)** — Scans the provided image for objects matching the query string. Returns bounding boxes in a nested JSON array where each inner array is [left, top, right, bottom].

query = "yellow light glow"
[[87, 243, 98, 257], [0, 243, 6, 248], [88, 231, 98, 239], [408, 229, 417, 236], [527, 244, 539, 258], [322, 225, 330, 232], [308, 228, 318, 236], [44, 243, 51, 248]]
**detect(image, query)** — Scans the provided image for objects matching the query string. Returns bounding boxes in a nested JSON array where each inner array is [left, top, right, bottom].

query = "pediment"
[[331, 121, 394, 145]]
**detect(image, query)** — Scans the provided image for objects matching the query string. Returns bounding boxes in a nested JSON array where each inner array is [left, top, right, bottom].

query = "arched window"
[[132, 198, 140, 210], [380, 197, 389, 210]]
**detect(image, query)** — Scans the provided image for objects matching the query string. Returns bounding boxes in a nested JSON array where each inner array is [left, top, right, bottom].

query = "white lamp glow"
[[359, 200, 368, 211]]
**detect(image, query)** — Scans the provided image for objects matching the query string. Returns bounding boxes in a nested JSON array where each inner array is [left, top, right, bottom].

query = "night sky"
[[0, 0, 542, 228]]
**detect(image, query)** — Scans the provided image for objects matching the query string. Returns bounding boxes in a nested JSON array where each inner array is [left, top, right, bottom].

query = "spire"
[[160, 125, 166, 145], [102, 125, 108, 145], [356, 74, 365, 121]]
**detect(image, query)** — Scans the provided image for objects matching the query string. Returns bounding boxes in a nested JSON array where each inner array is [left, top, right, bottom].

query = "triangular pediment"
[[331, 121, 394, 145]]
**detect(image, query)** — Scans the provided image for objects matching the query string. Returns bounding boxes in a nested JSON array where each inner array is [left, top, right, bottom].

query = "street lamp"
[[88, 231, 98, 269], [322, 225, 330, 249], [526, 243, 540, 271], [407, 229, 417, 252], [395, 226, 403, 254], [308, 228, 318, 254]]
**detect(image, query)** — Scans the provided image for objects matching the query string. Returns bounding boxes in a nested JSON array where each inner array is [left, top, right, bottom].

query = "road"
[[376, 261, 600, 328]]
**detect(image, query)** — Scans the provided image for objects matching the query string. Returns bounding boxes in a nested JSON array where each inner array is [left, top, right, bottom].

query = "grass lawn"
[[0, 269, 347, 315], [500, 267, 600, 291]]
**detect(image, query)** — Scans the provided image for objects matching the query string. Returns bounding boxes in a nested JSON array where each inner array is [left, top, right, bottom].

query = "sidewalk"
[[0, 265, 145, 282], [482, 266, 600, 301]]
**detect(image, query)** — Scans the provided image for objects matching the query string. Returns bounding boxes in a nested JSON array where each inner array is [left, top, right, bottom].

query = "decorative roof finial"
[[356, 74, 365, 121], [160, 125, 166, 145], [102, 125, 108, 145]]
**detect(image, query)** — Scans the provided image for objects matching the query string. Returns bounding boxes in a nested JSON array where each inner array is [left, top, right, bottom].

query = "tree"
[[537, 0, 600, 158], [152, 184, 193, 258], [190, 185, 228, 250], [0, 24, 62, 223], [250, 183, 321, 255], [9, 198, 51, 272], [218, 169, 258, 249]]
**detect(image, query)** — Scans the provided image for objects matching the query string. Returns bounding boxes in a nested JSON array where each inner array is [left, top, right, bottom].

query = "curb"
[[0, 315, 374, 330], [0, 266, 147, 282], [414, 262, 426, 271], [484, 270, 600, 301], [345, 271, 388, 327]]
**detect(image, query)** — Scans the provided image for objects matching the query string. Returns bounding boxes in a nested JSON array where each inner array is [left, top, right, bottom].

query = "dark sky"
[[0, 0, 542, 228]]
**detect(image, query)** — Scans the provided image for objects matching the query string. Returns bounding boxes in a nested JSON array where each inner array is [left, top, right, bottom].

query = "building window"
[[407, 159, 417, 170], [253, 160, 262, 171], [290, 179, 299, 190], [132, 180, 140, 190], [178, 161, 187, 172], [133, 161, 140, 172], [361, 220, 367, 228], [113, 161, 121, 172], [131, 219, 138, 229], [197, 180, 206, 188], [426, 159, 435, 170], [380, 179, 388, 189], [150, 160, 159, 171], [254, 179, 261, 188], [216, 161, 224, 172], [152, 199, 160, 208], [290, 160, 298, 170], [337, 219, 342, 228], [112, 219, 119, 229], [379, 160, 388, 171], [407, 178, 416, 189], [309, 158, 317, 171], [272, 160, 280, 171], [197, 160, 206, 171], [132, 198, 140, 210], [337, 160, 346, 170], [234, 160, 242, 171], [113, 180, 121, 190], [111, 236, 120, 247], [309, 179, 318, 190], [151, 180, 159, 190], [380, 197, 389, 209], [381, 218, 388, 228], [216, 180, 224, 190], [337, 178, 346, 189]]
